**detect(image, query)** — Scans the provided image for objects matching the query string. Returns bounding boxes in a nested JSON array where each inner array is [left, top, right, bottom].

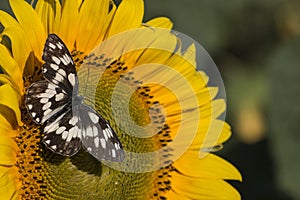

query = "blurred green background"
[[1, 0, 300, 199]]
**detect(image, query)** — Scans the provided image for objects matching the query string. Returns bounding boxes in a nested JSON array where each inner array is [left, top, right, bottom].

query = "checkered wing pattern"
[[25, 34, 124, 161]]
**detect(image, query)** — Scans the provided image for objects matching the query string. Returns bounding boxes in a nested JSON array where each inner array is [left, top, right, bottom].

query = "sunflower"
[[0, 0, 242, 199]]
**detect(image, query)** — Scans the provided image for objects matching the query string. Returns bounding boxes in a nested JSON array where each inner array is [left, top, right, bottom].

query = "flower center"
[[16, 52, 175, 199]]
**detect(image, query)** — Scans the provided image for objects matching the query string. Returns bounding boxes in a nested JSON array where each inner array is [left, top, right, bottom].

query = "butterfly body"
[[25, 34, 124, 162]]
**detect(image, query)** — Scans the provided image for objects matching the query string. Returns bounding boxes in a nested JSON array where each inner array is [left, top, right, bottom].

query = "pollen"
[[15, 105, 47, 199]]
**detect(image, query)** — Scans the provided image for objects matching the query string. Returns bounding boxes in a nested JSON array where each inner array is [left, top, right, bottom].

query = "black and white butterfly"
[[25, 34, 124, 162]]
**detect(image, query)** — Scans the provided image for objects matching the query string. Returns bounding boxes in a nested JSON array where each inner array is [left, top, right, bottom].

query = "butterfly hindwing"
[[42, 34, 78, 93], [79, 104, 124, 162], [42, 106, 81, 156], [26, 80, 70, 124]]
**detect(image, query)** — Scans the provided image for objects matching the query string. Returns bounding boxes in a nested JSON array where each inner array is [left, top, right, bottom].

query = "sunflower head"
[[0, 0, 241, 199]]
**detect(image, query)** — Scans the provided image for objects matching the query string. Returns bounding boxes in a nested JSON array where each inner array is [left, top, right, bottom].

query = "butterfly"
[[25, 34, 124, 162]]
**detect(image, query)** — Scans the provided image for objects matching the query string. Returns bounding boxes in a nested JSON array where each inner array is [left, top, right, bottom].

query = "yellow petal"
[[10, 0, 46, 60], [0, 114, 12, 132], [0, 114, 18, 137], [146, 17, 173, 29], [58, 0, 79, 50], [170, 174, 241, 200], [0, 100, 18, 137], [211, 99, 226, 119], [0, 74, 13, 86], [76, 0, 109, 52], [193, 120, 231, 148], [174, 151, 242, 181], [122, 28, 178, 65], [35, 0, 62, 35], [107, 0, 144, 37], [62, 0, 82, 8], [0, 10, 20, 28], [0, 166, 11, 180], [183, 44, 197, 67], [0, 136, 18, 166], [0, 166, 20, 199], [169, 119, 230, 154], [1, 26, 31, 72], [0, 111, 18, 133], [164, 49, 198, 80], [77, 0, 83, 6], [103, 2, 116, 37], [208, 87, 219, 101], [0, 44, 23, 93], [0, 84, 22, 126], [91, 27, 176, 66], [164, 191, 190, 200]]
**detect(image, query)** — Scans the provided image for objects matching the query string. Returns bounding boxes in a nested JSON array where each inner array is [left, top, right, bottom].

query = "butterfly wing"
[[26, 33, 124, 160], [42, 106, 81, 156], [25, 80, 69, 124], [42, 34, 78, 93], [26, 34, 81, 155], [26, 34, 77, 124], [79, 104, 125, 162]]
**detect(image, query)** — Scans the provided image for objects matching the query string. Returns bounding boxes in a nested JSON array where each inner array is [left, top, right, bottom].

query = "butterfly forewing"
[[42, 34, 78, 93], [26, 80, 70, 124], [79, 104, 125, 162]]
